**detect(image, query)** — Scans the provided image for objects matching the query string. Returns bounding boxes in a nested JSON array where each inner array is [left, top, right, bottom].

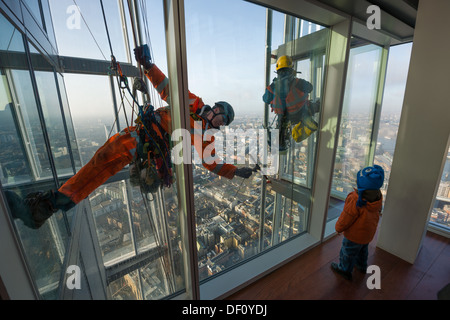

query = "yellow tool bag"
[[292, 116, 318, 143]]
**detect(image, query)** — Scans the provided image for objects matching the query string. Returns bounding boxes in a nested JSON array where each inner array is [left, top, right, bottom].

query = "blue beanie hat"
[[356, 165, 384, 207]]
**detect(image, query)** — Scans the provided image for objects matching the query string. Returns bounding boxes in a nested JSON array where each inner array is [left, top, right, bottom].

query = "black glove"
[[134, 44, 153, 70], [310, 99, 321, 114], [234, 167, 254, 179]]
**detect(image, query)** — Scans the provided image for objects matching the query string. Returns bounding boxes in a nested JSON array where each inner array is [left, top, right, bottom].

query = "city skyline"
[[62, 111, 450, 298], [2, 69, 449, 301]]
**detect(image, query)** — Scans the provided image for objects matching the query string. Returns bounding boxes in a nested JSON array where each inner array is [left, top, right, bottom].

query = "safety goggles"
[[211, 103, 229, 126]]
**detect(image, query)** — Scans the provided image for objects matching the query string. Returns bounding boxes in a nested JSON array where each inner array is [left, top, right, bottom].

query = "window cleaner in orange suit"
[[6, 45, 254, 230], [262, 55, 320, 154]]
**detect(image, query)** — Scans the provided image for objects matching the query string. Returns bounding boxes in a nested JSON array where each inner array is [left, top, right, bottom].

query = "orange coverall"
[[58, 64, 237, 204]]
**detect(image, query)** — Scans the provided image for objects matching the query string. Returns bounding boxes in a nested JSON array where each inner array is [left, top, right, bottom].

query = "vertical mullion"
[[367, 45, 389, 166], [163, 0, 199, 300], [258, 8, 272, 253], [53, 71, 76, 176], [109, 75, 121, 133], [309, 18, 352, 240], [23, 35, 60, 188], [5, 69, 39, 181], [271, 192, 282, 245]]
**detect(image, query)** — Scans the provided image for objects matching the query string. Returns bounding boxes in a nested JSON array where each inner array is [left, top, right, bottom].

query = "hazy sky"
[[48, 0, 412, 122], [382, 43, 412, 114], [50, 0, 276, 119]]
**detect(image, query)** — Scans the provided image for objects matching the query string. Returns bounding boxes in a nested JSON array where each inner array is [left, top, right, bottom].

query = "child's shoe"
[[331, 262, 352, 281]]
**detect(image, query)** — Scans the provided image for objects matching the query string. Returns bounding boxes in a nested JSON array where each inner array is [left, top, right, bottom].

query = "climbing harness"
[[97, 0, 176, 292], [99, 0, 174, 195], [71, 0, 177, 293]]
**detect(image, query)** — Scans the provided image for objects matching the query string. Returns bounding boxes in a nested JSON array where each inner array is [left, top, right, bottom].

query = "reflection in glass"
[[129, 186, 157, 252], [374, 43, 412, 202], [62, 73, 116, 165], [10, 69, 53, 180], [0, 16, 24, 52], [56, 0, 185, 298], [431, 148, 450, 230], [138, 258, 174, 300], [23, 0, 44, 27], [0, 71, 32, 185], [1, 14, 69, 300], [49, 0, 128, 61], [40, 0, 58, 49], [91, 179, 183, 296], [326, 43, 383, 223], [331, 44, 382, 198], [108, 257, 176, 300], [185, 0, 329, 281], [283, 54, 326, 188], [34, 71, 73, 177], [276, 196, 307, 242], [108, 269, 142, 300], [57, 74, 82, 172], [13, 182, 69, 299], [90, 180, 135, 266]]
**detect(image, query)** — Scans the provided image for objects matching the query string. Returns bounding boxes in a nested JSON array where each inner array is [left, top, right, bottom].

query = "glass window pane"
[[161, 186, 183, 293], [431, 148, 450, 230], [327, 42, 385, 224], [1, 14, 69, 299], [0, 17, 53, 181], [49, 0, 129, 61], [23, 0, 44, 28], [12, 180, 69, 299], [138, 258, 175, 300], [130, 186, 156, 252], [62, 73, 117, 165], [10, 71, 53, 181], [273, 194, 308, 243], [34, 70, 74, 177], [108, 269, 141, 300], [0, 70, 32, 185], [330, 44, 383, 201], [185, 0, 329, 281], [57, 74, 82, 172], [0, 17, 24, 52], [41, 0, 58, 49], [56, 0, 185, 298], [283, 54, 326, 188], [90, 180, 135, 266], [374, 43, 412, 203]]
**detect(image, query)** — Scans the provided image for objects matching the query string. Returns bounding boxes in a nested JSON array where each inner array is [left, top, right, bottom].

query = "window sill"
[[199, 232, 319, 300]]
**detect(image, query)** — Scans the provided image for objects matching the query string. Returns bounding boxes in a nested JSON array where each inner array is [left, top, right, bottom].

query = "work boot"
[[5, 190, 57, 229], [24, 191, 58, 229], [5, 190, 36, 229]]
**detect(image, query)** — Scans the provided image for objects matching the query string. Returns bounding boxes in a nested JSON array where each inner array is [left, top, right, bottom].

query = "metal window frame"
[[198, 3, 350, 300], [309, 18, 352, 241], [0, 186, 39, 299], [4, 68, 41, 182], [268, 17, 330, 248], [162, 0, 199, 300], [1, 0, 421, 301], [324, 21, 391, 238]]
